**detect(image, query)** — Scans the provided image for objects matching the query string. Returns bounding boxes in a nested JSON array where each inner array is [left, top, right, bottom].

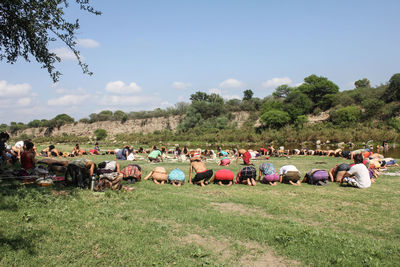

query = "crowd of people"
[[1, 131, 398, 191]]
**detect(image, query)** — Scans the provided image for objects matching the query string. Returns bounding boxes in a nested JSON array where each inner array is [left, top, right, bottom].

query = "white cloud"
[[99, 95, 154, 106], [77, 38, 100, 48], [219, 78, 245, 88], [0, 80, 32, 97], [105, 81, 142, 94], [48, 94, 90, 106], [51, 47, 76, 60], [171, 81, 191, 89], [16, 97, 32, 106], [208, 88, 221, 95], [262, 77, 292, 88]]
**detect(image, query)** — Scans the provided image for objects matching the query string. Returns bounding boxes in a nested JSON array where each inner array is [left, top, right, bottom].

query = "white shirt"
[[347, 164, 371, 189], [15, 141, 24, 148], [280, 165, 299, 175]]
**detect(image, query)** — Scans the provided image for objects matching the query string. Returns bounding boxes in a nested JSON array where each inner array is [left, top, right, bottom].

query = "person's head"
[[0, 132, 10, 142], [25, 141, 34, 151], [354, 153, 364, 164], [49, 145, 55, 150], [75, 143, 79, 148], [95, 142, 99, 146]]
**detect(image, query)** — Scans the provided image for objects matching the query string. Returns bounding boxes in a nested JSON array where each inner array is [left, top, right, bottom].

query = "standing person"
[[341, 154, 372, 189], [189, 156, 213, 186], [279, 165, 301, 186], [148, 147, 163, 162], [20, 141, 36, 171]]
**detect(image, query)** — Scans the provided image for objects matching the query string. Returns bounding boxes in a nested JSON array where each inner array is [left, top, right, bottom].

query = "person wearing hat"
[[189, 155, 213, 186]]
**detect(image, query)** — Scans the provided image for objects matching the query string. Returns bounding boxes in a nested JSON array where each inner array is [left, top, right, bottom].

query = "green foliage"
[[0, 0, 101, 82], [260, 109, 291, 128], [330, 106, 362, 124], [261, 98, 283, 114], [243, 89, 254, 100], [283, 90, 313, 119], [298, 74, 339, 110], [272, 84, 293, 99], [94, 128, 108, 140], [355, 78, 371, 88], [79, 118, 90, 123], [388, 117, 400, 132], [383, 73, 400, 102]]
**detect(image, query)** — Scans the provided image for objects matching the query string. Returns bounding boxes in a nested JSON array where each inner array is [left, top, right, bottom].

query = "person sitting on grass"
[[116, 146, 131, 160], [328, 163, 351, 183], [41, 145, 61, 157], [148, 146, 163, 163], [341, 154, 371, 189], [218, 156, 231, 166], [168, 168, 186, 187], [279, 165, 301, 186], [89, 142, 101, 155], [189, 156, 213, 187], [259, 163, 279, 186], [12, 140, 24, 159], [20, 141, 36, 172], [235, 166, 257, 186], [144, 166, 169, 185], [206, 169, 234, 186], [72, 143, 87, 156], [301, 169, 330, 185]]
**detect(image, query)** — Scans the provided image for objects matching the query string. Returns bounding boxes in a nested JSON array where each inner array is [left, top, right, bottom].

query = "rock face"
[[307, 111, 330, 124], [17, 112, 251, 138]]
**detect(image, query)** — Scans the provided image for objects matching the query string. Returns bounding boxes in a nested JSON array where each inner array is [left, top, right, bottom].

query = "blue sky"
[[1, 0, 399, 123]]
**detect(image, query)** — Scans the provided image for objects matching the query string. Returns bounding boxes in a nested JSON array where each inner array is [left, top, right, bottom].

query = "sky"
[[1, 0, 400, 124]]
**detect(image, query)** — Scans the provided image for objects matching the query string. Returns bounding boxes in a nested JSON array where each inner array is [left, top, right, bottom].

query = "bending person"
[[189, 156, 213, 186], [144, 166, 169, 185]]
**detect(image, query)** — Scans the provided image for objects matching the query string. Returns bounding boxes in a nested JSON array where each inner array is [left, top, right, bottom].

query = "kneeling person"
[[236, 166, 257, 186], [279, 165, 301, 186], [168, 168, 185, 186], [144, 167, 169, 185], [189, 156, 213, 186], [207, 169, 234, 186]]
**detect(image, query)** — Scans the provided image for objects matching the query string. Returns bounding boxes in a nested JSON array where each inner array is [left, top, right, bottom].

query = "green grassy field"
[[1, 145, 400, 266]]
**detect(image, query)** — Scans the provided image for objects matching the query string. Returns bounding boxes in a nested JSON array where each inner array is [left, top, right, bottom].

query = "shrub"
[[94, 129, 108, 140], [330, 106, 362, 124], [260, 109, 291, 128]]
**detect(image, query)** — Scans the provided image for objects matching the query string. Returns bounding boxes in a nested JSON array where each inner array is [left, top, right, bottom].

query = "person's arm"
[[28, 152, 37, 165], [328, 170, 334, 182], [207, 174, 215, 184], [258, 170, 262, 182], [279, 174, 283, 183], [301, 174, 307, 183], [144, 171, 153, 180], [189, 164, 193, 184], [88, 162, 95, 177], [116, 162, 120, 173]]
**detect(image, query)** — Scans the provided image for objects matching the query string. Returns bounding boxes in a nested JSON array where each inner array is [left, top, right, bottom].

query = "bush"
[[94, 129, 108, 140], [260, 109, 291, 128], [330, 106, 362, 125]]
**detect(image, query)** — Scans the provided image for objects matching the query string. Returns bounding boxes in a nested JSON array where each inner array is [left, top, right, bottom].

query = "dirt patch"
[[180, 233, 232, 261], [52, 190, 69, 197], [211, 202, 254, 216]]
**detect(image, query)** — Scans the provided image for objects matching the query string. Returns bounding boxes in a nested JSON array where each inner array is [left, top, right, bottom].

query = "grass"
[[1, 145, 400, 266]]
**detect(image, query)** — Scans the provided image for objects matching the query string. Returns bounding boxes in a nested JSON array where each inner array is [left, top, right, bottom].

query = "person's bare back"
[[191, 161, 207, 173]]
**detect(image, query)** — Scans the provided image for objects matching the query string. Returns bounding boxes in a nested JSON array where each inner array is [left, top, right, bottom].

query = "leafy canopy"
[[0, 0, 101, 82]]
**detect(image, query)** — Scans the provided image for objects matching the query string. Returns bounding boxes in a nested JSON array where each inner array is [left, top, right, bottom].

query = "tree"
[[298, 74, 339, 109], [383, 73, 400, 102], [0, 0, 101, 82], [260, 109, 291, 128], [354, 78, 371, 88], [283, 90, 313, 119], [330, 106, 362, 125], [113, 110, 127, 122], [243, 89, 254, 100], [94, 128, 107, 140], [272, 84, 293, 99]]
